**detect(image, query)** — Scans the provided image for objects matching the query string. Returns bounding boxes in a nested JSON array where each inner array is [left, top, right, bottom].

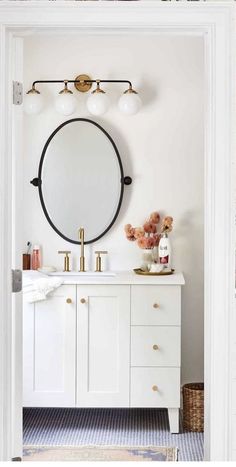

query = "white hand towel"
[[24, 277, 63, 303], [23, 270, 48, 287]]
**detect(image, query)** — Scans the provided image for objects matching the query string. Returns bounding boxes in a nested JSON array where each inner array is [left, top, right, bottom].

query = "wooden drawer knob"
[[152, 385, 158, 392], [66, 298, 72, 304], [80, 298, 86, 304], [153, 344, 159, 350], [153, 303, 159, 309]]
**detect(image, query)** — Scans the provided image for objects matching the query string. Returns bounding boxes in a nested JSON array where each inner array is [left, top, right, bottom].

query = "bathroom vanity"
[[22, 111, 187, 433], [23, 271, 184, 433]]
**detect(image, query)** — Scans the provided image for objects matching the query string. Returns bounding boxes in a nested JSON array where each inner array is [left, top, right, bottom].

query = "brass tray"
[[133, 268, 175, 276]]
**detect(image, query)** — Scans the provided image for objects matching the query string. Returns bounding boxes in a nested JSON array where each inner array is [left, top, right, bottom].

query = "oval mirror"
[[37, 118, 126, 244]]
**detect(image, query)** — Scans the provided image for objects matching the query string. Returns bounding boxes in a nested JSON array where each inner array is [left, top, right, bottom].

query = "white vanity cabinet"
[[23, 284, 130, 409], [23, 284, 76, 407], [130, 285, 181, 432], [77, 285, 130, 407], [23, 272, 184, 433]]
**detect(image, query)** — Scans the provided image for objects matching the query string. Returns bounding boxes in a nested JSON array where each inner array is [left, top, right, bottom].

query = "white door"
[[23, 285, 76, 407], [11, 37, 24, 460], [77, 285, 130, 407]]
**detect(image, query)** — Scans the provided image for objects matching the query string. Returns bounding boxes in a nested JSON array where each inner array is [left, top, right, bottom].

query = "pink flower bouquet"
[[124, 212, 173, 249]]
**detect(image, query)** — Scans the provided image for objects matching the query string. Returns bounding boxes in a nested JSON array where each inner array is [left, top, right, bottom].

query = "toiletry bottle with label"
[[158, 233, 171, 268], [32, 245, 41, 270]]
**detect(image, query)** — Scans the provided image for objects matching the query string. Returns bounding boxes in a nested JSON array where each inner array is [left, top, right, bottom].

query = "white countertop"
[[23, 270, 185, 286]]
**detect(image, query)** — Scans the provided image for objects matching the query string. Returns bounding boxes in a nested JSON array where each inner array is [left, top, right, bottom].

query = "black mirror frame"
[[31, 118, 132, 245]]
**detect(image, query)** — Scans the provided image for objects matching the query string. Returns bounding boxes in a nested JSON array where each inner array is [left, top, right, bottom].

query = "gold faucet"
[[79, 227, 85, 272]]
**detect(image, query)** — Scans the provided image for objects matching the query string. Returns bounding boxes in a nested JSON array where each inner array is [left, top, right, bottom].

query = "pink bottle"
[[32, 245, 41, 270]]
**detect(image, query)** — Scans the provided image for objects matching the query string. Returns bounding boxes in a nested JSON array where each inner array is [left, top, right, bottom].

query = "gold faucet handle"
[[58, 250, 71, 272], [95, 251, 108, 272]]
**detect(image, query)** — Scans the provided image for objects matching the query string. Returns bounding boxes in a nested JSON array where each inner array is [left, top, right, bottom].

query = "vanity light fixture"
[[24, 74, 142, 117], [54, 81, 77, 116], [86, 81, 110, 116], [118, 84, 142, 116], [24, 84, 44, 115]]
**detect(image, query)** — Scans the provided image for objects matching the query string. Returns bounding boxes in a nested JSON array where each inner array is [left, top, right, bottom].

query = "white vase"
[[140, 248, 154, 271]]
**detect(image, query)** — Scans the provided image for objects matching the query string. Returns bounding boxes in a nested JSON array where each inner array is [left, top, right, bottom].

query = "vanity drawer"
[[131, 285, 181, 325], [130, 367, 180, 408], [131, 326, 180, 367]]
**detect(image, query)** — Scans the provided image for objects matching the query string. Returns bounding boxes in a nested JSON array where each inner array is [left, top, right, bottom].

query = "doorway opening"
[[13, 31, 204, 462]]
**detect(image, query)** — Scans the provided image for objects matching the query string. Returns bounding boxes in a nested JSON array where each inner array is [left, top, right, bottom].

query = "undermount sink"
[[49, 271, 116, 277]]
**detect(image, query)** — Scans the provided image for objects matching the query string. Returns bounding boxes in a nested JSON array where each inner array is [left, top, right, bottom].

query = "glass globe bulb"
[[54, 92, 77, 116], [86, 92, 110, 116], [24, 92, 43, 115], [118, 91, 142, 116]]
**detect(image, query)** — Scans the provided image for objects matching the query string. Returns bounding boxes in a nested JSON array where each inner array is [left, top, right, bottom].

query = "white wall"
[[23, 33, 204, 384]]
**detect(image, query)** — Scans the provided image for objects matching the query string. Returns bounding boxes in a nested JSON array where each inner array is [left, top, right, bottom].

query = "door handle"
[[12, 269, 22, 293]]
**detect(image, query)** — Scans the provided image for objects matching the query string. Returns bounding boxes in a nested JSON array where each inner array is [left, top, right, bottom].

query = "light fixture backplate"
[[74, 74, 92, 93]]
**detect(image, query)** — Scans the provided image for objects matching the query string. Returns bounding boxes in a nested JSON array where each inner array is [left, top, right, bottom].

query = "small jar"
[[141, 248, 154, 272], [32, 245, 41, 270]]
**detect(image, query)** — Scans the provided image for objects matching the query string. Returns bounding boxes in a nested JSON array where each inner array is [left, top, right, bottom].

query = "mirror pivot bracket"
[[123, 176, 132, 185], [30, 177, 41, 187]]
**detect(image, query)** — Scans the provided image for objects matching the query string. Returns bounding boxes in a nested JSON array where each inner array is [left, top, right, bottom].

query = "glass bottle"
[[32, 245, 41, 270], [158, 233, 171, 268]]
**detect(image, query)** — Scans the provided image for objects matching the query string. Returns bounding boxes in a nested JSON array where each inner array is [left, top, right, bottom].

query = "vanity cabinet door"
[[23, 285, 76, 407], [77, 285, 130, 407]]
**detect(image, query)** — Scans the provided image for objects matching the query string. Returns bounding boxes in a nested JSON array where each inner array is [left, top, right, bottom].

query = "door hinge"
[[12, 269, 22, 293], [13, 81, 23, 105]]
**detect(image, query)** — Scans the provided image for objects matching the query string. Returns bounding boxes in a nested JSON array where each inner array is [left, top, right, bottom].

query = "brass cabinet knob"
[[152, 385, 158, 392], [153, 303, 159, 309], [66, 298, 72, 304], [153, 344, 159, 350], [80, 298, 86, 304]]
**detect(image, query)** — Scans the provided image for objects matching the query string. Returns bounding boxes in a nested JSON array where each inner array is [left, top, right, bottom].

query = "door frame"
[[0, 0, 235, 461]]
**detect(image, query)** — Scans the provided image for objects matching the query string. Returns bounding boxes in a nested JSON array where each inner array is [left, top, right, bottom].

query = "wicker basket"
[[182, 383, 204, 432]]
